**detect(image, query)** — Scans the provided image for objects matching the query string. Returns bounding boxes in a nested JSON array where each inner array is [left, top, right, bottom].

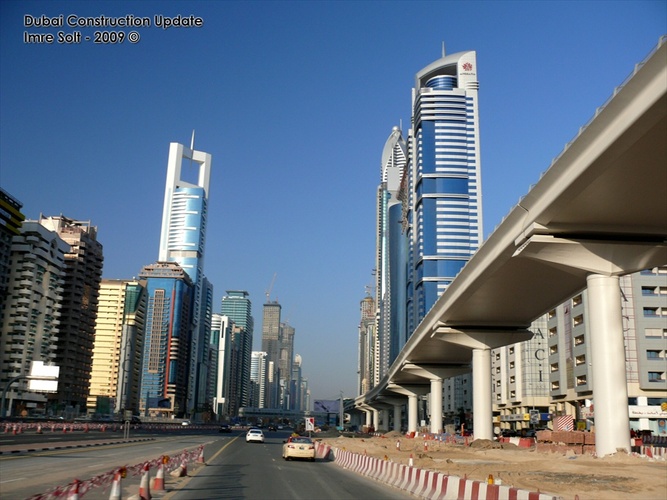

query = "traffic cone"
[[424, 441, 428, 452], [67, 479, 81, 500], [139, 463, 151, 500], [152, 464, 165, 492], [109, 471, 122, 500], [409, 454, 414, 467], [37, 424, 43, 434], [197, 446, 205, 464], [170, 463, 186, 478]]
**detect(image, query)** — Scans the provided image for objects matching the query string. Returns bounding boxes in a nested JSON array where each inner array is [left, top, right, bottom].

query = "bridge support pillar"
[[472, 348, 492, 440], [429, 378, 443, 434], [379, 409, 389, 432], [393, 404, 402, 433], [588, 274, 631, 456], [407, 395, 418, 434], [373, 408, 379, 432]]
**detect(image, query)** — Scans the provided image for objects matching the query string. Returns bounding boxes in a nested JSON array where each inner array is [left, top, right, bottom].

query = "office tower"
[[358, 294, 376, 395], [278, 322, 295, 409], [211, 314, 233, 419], [407, 50, 482, 323], [89, 279, 147, 416], [250, 351, 268, 408], [546, 267, 667, 435], [221, 291, 253, 415], [0, 221, 68, 417], [376, 126, 409, 379], [158, 141, 213, 412], [261, 301, 281, 408], [138, 262, 193, 417], [0, 188, 25, 309], [290, 354, 303, 411], [39, 215, 103, 414]]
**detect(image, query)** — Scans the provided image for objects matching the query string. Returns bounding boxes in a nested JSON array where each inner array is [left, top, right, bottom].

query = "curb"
[[0, 437, 155, 455]]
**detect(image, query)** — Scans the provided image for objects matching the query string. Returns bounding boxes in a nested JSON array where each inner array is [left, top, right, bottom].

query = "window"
[[551, 363, 559, 372], [575, 355, 586, 366], [551, 381, 560, 391], [648, 372, 665, 382], [549, 327, 557, 338], [647, 350, 663, 360], [576, 375, 587, 386], [573, 314, 584, 326], [548, 309, 556, 320], [572, 294, 582, 307], [574, 335, 585, 346], [510, 376, 515, 384], [509, 347, 515, 355], [550, 345, 558, 355], [644, 307, 659, 317]]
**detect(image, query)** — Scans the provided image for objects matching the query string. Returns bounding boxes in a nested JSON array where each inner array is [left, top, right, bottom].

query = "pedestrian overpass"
[[356, 36, 667, 457]]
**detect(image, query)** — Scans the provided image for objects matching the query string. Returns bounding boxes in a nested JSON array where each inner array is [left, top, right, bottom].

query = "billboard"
[[27, 361, 59, 392], [313, 400, 339, 413]]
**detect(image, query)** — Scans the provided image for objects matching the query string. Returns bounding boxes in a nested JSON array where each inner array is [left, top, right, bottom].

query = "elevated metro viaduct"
[[356, 37, 667, 457]]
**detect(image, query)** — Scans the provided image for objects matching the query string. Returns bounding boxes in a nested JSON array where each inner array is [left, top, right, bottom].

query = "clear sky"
[[1, 0, 665, 403]]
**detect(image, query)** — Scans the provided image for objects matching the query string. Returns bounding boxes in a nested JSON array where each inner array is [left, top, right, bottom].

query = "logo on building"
[[462, 62, 473, 71]]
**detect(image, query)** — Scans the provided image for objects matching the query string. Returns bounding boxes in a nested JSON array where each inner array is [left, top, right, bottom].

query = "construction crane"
[[265, 272, 277, 303]]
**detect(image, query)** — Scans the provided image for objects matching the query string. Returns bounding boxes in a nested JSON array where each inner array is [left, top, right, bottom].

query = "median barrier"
[[326, 445, 561, 500], [25, 445, 203, 499]]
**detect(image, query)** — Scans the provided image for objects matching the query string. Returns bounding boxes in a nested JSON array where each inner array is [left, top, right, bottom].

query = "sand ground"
[[318, 432, 667, 500]]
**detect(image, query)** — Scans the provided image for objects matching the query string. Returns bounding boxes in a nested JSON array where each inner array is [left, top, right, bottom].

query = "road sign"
[[305, 417, 315, 431]]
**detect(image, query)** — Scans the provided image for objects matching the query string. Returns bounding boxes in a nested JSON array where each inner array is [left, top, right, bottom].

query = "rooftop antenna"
[[442, 41, 446, 58], [190, 129, 196, 150]]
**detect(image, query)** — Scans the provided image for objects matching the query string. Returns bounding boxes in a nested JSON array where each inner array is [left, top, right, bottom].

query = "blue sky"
[[1, 0, 665, 402]]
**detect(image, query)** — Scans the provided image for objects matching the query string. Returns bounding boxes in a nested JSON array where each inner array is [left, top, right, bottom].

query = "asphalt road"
[[0, 429, 411, 499]]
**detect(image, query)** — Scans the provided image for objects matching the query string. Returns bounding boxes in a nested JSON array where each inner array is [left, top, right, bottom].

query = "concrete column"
[[587, 274, 631, 456], [373, 408, 379, 432], [393, 404, 402, 433], [365, 409, 372, 429], [430, 378, 443, 434], [379, 409, 388, 432], [407, 395, 418, 433], [472, 347, 492, 440]]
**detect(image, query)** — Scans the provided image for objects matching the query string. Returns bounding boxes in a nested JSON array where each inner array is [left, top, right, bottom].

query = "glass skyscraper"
[[408, 50, 483, 323], [158, 141, 213, 411]]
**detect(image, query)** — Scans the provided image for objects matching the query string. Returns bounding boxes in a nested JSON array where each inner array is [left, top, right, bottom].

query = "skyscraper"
[[376, 126, 409, 378], [0, 221, 68, 417], [261, 301, 281, 408], [250, 351, 268, 408], [0, 188, 24, 310], [89, 279, 147, 415], [138, 261, 193, 417], [158, 140, 213, 412], [221, 291, 253, 415], [211, 313, 232, 418], [408, 50, 483, 323], [39, 215, 104, 414]]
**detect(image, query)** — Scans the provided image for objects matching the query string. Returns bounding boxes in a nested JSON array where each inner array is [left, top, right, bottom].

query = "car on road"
[[282, 436, 316, 461], [219, 424, 232, 433], [268, 425, 277, 432], [246, 428, 265, 443]]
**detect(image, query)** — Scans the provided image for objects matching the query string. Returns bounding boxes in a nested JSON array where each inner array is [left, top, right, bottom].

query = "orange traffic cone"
[[109, 471, 122, 500], [37, 424, 43, 434], [67, 479, 81, 500], [197, 446, 205, 464], [139, 463, 151, 500], [152, 464, 165, 492]]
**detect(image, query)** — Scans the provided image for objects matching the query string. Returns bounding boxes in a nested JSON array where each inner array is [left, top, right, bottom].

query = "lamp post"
[[1, 375, 59, 418]]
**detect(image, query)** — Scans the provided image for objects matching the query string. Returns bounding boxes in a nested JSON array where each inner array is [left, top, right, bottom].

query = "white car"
[[246, 428, 265, 443], [282, 436, 316, 461]]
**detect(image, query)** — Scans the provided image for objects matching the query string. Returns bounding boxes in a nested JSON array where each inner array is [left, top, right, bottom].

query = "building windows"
[[549, 327, 557, 338], [647, 350, 664, 360], [573, 314, 584, 326], [548, 309, 556, 320], [575, 355, 586, 366], [648, 371, 665, 382], [551, 381, 560, 391], [550, 345, 558, 355], [644, 307, 659, 317], [576, 375, 587, 386], [551, 363, 558, 372], [574, 335, 585, 346]]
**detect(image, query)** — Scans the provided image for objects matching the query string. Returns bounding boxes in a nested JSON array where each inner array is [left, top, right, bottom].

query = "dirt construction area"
[[318, 432, 667, 500]]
